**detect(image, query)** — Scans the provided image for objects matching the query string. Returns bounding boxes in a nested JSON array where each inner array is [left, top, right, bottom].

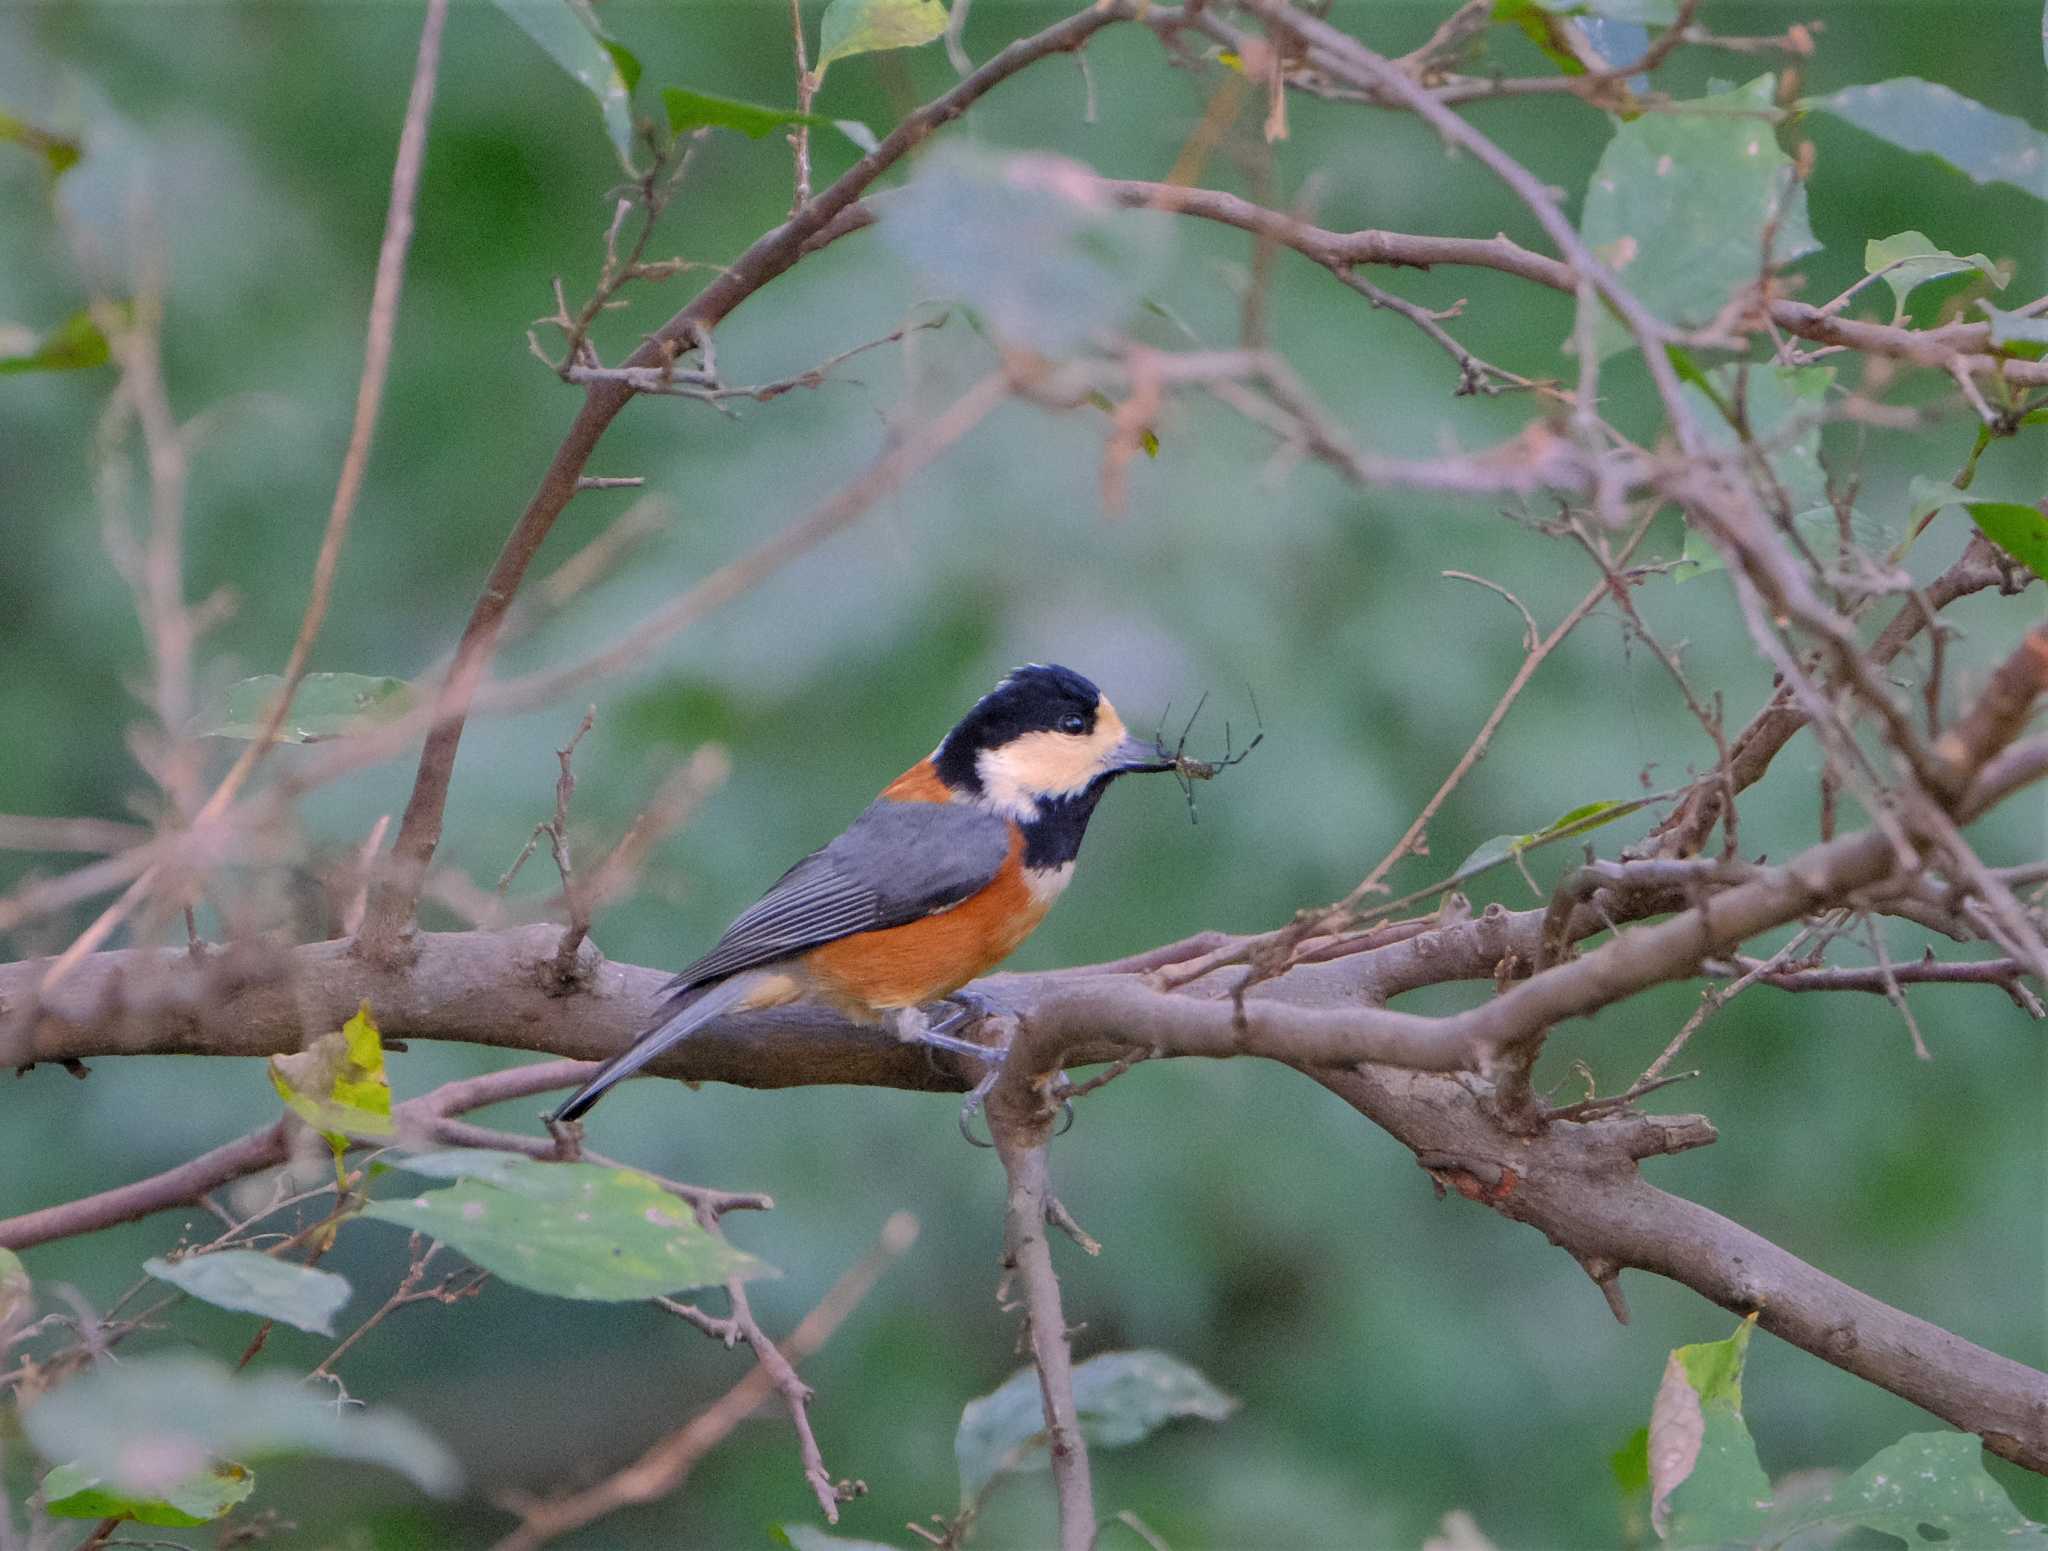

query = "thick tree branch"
[[1310, 1063, 2048, 1473]]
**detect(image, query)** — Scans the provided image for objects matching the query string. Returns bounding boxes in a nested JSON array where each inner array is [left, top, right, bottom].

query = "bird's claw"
[[925, 987, 1006, 1041], [958, 1070, 1075, 1148]]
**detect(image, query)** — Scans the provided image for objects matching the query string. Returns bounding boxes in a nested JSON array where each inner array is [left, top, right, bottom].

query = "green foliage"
[[22, 1355, 459, 1499], [362, 1150, 773, 1300], [1523, 0, 1677, 21], [1958, 503, 2048, 582], [143, 1250, 354, 1336], [1645, 1319, 2048, 1548], [1979, 302, 2048, 350], [661, 88, 829, 141], [1649, 1318, 1769, 1541], [1493, 0, 1674, 73], [1673, 363, 1836, 581], [1813, 79, 2048, 201], [1909, 476, 2048, 580], [1491, 0, 1595, 75], [1453, 797, 1649, 879], [1578, 76, 1818, 360], [187, 671, 418, 743], [0, 107, 81, 176], [1610, 1425, 1649, 1493], [1863, 230, 2003, 313], [773, 1526, 906, 1551], [492, 0, 641, 171], [660, 88, 875, 155], [954, 1349, 1236, 1506], [40, 1458, 255, 1526], [0, 309, 112, 373], [815, 0, 949, 84], [882, 146, 1175, 356], [1763, 1432, 2048, 1548]]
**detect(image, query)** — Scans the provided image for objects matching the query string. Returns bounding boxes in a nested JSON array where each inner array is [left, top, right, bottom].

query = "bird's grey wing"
[[668, 799, 1011, 990]]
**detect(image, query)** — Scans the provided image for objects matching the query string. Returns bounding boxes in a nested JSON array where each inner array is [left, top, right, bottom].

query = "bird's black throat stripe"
[[1019, 785, 1110, 869]]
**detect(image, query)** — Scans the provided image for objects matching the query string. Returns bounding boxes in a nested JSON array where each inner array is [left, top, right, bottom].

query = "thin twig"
[[490, 1213, 917, 1551]]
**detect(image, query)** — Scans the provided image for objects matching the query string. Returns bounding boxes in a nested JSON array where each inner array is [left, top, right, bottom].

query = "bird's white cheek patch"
[[1024, 862, 1076, 907]]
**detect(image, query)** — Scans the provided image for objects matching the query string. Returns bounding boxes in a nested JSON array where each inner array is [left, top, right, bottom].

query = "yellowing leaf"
[[269, 1002, 393, 1143], [815, 0, 948, 83], [0, 108, 81, 177], [0, 1248, 31, 1331], [0, 310, 111, 374]]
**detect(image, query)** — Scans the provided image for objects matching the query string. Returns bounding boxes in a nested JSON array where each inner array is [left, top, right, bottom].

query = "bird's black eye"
[[1059, 713, 1087, 735]]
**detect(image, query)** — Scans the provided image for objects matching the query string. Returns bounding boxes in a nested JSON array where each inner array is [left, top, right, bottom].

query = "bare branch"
[[490, 1212, 917, 1550], [357, 0, 1163, 960]]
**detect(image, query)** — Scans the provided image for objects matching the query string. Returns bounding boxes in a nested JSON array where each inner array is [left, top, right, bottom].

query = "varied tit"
[[549, 664, 1176, 1123]]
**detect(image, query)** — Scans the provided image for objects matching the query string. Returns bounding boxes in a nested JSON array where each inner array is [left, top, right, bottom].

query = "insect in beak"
[[1107, 733, 1179, 775]]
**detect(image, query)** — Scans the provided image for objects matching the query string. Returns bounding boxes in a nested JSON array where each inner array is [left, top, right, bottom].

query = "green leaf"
[[1491, 0, 1593, 75], [1813, 79, 2048, 202], [773, 1527, 908, 1551], [662, 88, 829, 140], [269, 1001, 394, 1144], [1611, 1426, 1650, 1495], [1960, 502, 2048, 581], [1763, 1432, 2048, 1547], [0, 108, 81, 176], [1504, 0, 1676, 24], [41, 1458, 255, 1526], [1452, 796, 1646, 877], [1979, 301, 2048, 349], [363, 1150, 773, 1301], [1670, 362, 1835, 581], [0, 310, 111, 374], [882, 146, 1175, 356], [492, 0, 639, 171], [815, 0, 948, 82], [144, 1250, 353, 1336], [1863, 231, 2003, 313], [187, 672, 418, 742], [1650, 1318, 1770, 1544], [664, 90, 878, 156], [1577, 75, 1819, 360], [955, 1349, 1236, 1507], [1674, 1314, 1753, 1405], [1907, 477, 2048, 580], [22, 1354, 458, 1498]]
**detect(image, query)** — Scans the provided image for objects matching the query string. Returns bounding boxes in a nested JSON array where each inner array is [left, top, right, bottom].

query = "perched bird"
[[550, 664, 1176, 1123]]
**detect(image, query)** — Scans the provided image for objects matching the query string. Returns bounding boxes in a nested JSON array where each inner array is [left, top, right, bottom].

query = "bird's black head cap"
[[934, 663, 1101, 792]]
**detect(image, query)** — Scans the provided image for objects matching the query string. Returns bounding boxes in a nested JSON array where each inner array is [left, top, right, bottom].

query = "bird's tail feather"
[[549, 975, 757, 1124]]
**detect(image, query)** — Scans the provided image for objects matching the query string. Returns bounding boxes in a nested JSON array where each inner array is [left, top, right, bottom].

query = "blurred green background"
[[3, 1, 2043, 1546]]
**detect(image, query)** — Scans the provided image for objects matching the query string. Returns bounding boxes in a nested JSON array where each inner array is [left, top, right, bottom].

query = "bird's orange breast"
[[799, 826, 1048, 1010]]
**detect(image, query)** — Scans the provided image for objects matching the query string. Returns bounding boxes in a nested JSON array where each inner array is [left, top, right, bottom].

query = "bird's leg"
[[898, 988, 1011, 1060], [926, 986, 1006, 1040]]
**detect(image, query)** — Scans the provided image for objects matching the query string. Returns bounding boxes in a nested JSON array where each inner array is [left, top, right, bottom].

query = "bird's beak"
[[1106, 733, 1177, 776]]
